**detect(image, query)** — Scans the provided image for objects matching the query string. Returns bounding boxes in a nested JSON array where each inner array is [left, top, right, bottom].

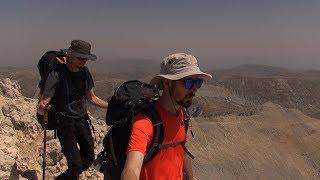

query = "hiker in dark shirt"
[[37, 40, 107, 180]]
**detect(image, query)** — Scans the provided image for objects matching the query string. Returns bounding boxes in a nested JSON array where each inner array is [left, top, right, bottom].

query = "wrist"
[[103, 101, 108, 109]]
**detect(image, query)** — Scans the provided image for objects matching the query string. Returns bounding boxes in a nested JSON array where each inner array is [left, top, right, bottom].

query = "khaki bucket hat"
[[150, 53, 212, 88]]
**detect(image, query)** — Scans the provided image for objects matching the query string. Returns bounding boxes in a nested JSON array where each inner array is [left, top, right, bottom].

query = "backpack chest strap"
[[157, 141, 195, 159], [143, 105, 195, 163], [158, 140, 185, 149]]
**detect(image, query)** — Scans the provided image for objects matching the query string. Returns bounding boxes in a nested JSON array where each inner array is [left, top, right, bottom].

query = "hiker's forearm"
[[183, 154, 194, 179], [121, 168, 139, 180], [121, 151, 144, 180], [86, 90, 107, 108], [88, 95, 108, 108]]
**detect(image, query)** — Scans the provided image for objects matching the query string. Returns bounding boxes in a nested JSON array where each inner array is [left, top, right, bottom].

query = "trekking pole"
[[42, 110, 48, 180]]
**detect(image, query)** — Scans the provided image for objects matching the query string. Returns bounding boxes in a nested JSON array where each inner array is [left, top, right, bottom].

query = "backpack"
[[95, 80, 194, 180], [36, 50, 66, 130], [37, 50, 66, 92]]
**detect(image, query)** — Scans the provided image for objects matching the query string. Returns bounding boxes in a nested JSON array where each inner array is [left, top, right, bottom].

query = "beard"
[[177, 93, 195, 108], [169, 82, 195, 108]]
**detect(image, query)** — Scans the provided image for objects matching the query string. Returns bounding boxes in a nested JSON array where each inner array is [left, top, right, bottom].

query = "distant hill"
[[213, 64, 298, 79], [212, 64, 320, 118], [88, 58, 159, 78], [1, 63, 320, 118]]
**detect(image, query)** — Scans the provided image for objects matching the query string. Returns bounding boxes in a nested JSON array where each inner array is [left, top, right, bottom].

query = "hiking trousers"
[[55, 116, 95, 180]]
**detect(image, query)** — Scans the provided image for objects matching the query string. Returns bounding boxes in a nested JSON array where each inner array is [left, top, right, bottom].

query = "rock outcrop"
[[0, 78, 23, 99], [0, 78, 107, 180]]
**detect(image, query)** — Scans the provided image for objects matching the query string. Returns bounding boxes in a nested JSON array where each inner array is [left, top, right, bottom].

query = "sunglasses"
[[77, 57, 88, 61], [178, 79, 203, 90]]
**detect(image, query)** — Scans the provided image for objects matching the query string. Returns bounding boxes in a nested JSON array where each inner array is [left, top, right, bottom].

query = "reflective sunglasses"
[[179, 79, 203, 90]]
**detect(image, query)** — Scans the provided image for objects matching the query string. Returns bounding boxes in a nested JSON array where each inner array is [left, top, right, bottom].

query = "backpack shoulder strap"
[[182, 108, 195, 159], [59, 65, 88, 96], [183, 108, 195, 138], [143, 106, 195, 162], [49, 64, 66, 105], [183, 108, 190, 132], [53, 64, 67, 86], [142, 104, 164, 163], [81, 66, 90, 91], [156, 108, 190, 150]]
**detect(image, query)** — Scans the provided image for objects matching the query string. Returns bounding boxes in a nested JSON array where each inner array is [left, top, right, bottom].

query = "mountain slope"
[[189, 102, 320, 179], [1, 76, 320, 179], [213, 64, 320, 118]]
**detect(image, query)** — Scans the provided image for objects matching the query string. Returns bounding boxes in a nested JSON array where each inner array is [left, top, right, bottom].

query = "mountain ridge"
[[1, 77, 320, 179]]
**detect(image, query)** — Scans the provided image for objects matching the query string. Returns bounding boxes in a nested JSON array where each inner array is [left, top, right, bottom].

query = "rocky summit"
[[0, 78, 107, 180]]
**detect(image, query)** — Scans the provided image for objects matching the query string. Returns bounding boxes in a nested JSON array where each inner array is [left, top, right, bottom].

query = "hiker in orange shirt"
[[121, 53, 212, 180]]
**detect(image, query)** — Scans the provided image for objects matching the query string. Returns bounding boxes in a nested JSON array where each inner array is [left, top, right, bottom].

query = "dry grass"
[[187, 102, 320, 179]]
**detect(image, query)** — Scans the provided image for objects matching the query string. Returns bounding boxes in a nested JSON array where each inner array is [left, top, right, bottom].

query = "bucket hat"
[[62, 40, 97, 61], [150, 53, 212, 88]]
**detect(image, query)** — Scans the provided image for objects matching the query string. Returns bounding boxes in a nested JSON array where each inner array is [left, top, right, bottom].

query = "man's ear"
[[167, 79, 175, 89], [161, 79, 170, 88]]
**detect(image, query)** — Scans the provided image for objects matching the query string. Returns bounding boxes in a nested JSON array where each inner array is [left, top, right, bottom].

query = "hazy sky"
[[1, 0, 320, 69]]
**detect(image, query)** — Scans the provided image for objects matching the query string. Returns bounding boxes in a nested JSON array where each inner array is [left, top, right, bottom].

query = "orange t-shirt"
[[127, 102, 186, 180]]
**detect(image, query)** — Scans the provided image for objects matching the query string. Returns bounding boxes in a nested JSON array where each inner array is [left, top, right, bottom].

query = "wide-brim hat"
[[62, 40, 97, 61], [150, 53, 212, 89]]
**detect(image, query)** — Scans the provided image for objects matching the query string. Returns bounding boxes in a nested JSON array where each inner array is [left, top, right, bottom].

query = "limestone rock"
[[0, 78, 22, 98], [0, 78, 107, 179], [39, 139, 63, 166]]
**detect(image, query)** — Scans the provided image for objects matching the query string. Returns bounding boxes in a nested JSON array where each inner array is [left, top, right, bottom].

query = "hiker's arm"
[[38, 71, 59, 111], [183, 154, 195, 180], [85, 68, 108, 108], [86, 89, 108, 108], [38, 97, 52, 112], [122, 115, 153, 180], [121, 151, 144, 180]]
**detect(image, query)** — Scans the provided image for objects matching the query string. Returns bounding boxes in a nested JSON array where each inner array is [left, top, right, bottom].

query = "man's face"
[[71, 56, 88, 68], [170, 75, 203, 108]]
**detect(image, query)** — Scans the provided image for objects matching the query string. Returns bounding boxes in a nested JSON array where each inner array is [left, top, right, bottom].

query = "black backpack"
[[37, 50, 66, 92], [36, 50, 66, 130], [96, 80, 194, 180]]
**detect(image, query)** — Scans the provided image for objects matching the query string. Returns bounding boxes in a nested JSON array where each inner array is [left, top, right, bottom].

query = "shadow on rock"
[[10, 162, 39, 180]]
